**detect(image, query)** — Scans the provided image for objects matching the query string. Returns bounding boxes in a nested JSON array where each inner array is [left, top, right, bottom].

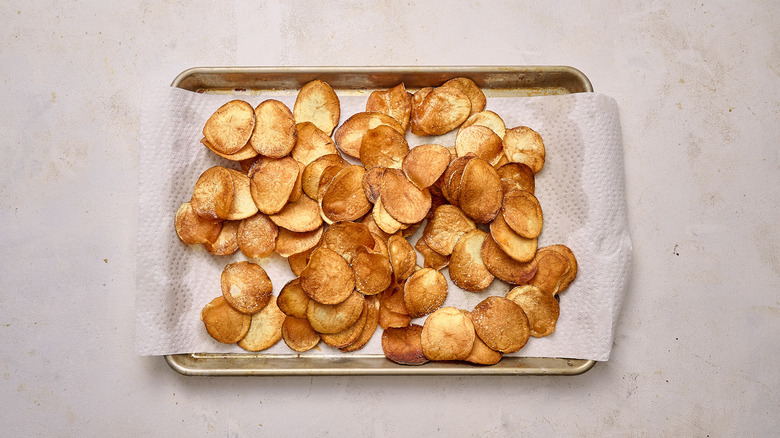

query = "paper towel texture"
[[136, 86, 631, 361]]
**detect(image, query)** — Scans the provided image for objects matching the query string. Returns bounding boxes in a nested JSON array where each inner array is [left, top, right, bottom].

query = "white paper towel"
[[136, 86, 632, 361]]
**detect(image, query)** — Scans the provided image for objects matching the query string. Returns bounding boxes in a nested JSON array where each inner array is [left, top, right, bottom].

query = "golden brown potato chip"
[[463, 311, 503, 365], [204, 220, 239, 255], [471, 296, 530, 354], [306, 290, 364, 334], [380, 168, 432, 224], [269, 194, 322, 233], [423, 204, 476, 256], [366, 83, 412, 132], [367, 231, 390, 258], [190, 166, 234, 221], [291, 122, 338, 166], [379, 278, 408, 315], [388, 234, 417, 281], [455, 125, 504, 166], [361, 166, 385, 203], [544, 244, 578, 292], [351, 246, 393, 296], [175, 202, 222, 245], [503, 126, 545, 174], [441, 77, 486, 116], [449, 229, 495, 292], [224, 168, 259, 221], [288, 160, 305, 203], [250, 99, 297, 158], [458, 157, 503, 223], [274, 226, 323, 258], [320, 221, 375, 263], [506, 284, 560, 337], [248, 156, 300, 215], [333, 111, 404, 159], [459, 110, 506, 140], [372, 196, 406, 235], [203, 100, 255, 155], [200, 296, 251, 344], [379, 305, 412, 330], [409, 87, 433, 136], [237, 212, 278, 259], [414, 237, 450, 270], [403, 268, 448, 318], [421, 307, 476, 361], [411, 86, 471, 136], [494, 153, 509, 169], [529, 247, 571, 295], [320, 165, 372, 223], [315, 165, 346, 204], [282, 316, 321, 352], [360, 125, 409, 169], [489, 213, 537, 263], [293, 80, 340, 136], [321, 299, 368, 348], [340, 295, 380, 352], [501, 189, 543, 238], [237, 295, 286, 351], [382, 324, 429, 365], [480, 234, 538, 285], [288, 245, 315, 277], [496, 162, 535, 195], [201, 138, 258, 161], [221, 261, 273, 314], [299, 247, 355, 305], [440, 154, 475, 206], [277, 278, 310, 319], [301, 154, 348, 200], [402, 144, 451, 189]]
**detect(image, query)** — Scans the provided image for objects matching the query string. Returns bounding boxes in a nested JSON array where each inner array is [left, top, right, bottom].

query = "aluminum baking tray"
[[165, 66, 595, 376]]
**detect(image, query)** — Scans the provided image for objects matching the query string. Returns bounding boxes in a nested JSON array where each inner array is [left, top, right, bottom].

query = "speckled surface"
[[1, 1, 777, 436]]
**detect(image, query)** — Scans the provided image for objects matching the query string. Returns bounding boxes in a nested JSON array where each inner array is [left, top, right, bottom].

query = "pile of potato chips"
[[175, 78, 578, 365]]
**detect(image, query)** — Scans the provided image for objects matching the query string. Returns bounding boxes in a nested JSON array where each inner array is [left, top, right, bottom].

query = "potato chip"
[[506, 284, 560, 337], [458, 157, 503, 223], [237, 212, 278, 259], [320, 165, 372, 223], [200, 296, 251, 344], [288, 160, 305, 203], [333, 111, 404, 159], [380, 168, 432, 224], [321, 299, 368, 348], [249, 99, 297, 158], [544, 244, 578, 292], [340, 295, 380, 352], [274, 226, 323, 258], [409, 87, 433, 136], [299, 247, 355, 305], [440, 154, 474, 206], [382, 324, 429, 365], [306, 290, 364, 334], [463, 311, 503, 365], [402, 144, 451, 189], [503, 126, 545, 174], [372, 196, 406, 235], [175, 202, 222, 245], [301, 154, 348, 200], [202, 100, 255, 155], [190, 166, 234, 221], [293, 79, 340, 136], [204, 220, 239, 255], [237, 295, 286, 352], [361, 212, 392, 243], [224, 168, 259, 221], [411, 86, 471, 136], [449, 229, 495, 292], [423, 204, 476, 256], [388, 234, 417, 281], [379, 306, 412, 330], [454, 125, 503, 166], [403, 268, 448, 318], [282, 316, 320, 352], [366, 83, 412, 132], [320, 221, 375, 263], [489, 213, 537, 263], [291, 122, 338, 166], [494, 153, 509, 169], [288, 245, 315, 277], [351, 246, 393, 296], [379, 278, 408, 315], [480, 234, 538, 285], [277, 278, 310, 319], [367, 231, 390, 258], [315, 164, 347, 203], [414, 237, 450, 270], [248, 156, 300, 215], [497, 162, 535, 195], [360, 125, 409, 169], [201, 138, 258, 161], [361, 166, 385, 203], [501, 189, 543, 239], [442, 77, 486, 116], [529, 247, 571, 295], [221, 261, 273, 314], [459, 110, 506, 139], [471, 296, 529, 354], [269, 194, 322, 233], [421, 307, 475, 361]]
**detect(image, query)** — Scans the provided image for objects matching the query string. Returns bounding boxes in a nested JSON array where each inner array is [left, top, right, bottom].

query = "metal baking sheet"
[[165, 66, 596, 376]]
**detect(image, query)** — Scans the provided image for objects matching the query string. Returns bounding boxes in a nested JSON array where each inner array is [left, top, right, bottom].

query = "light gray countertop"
[[1, 1, 777, 436]]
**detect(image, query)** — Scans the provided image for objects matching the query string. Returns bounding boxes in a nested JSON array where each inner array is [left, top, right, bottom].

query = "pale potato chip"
[[411, 86, 471, 136], [458, 157, 503, 223], [301, 154, 348, 200], [372, 196, 406, 235], [248, 156, 300, 215], [506, 284, 560, 337], [402, 144, 450, 189], [361, 166, 385, 203], [455, 125, 504, 166], [380, 168, 432, 224], [274, 225, 323, 258], [544, 244, 578, 292], [340, 295, 380, 352], [489, 213, 537, 263], [459, 110, 506, 139], [320, 221, 375, 263], [333, 111, 404, 158], [365, 83, 412, 132], [501, 189, 543, 238], [237, 212, 278, 259], [442, 77, 486, 116], [381, 324, 429, 365], [200, 296, 251, 344], [388, 234, 417, 282], [175, 202, 222, 245], [414, 237, 450, 270], [421, 307, 475, 361], [250, 99, 297, 158], [423, 204, 476, 256], [282, 316, 321, 352], [277, 278, 310, 319], [529, 247, 571, 295], [471, 296, 529, 354], [224, 168, 259, 221], [360, 124, 409, 169], [221, 261, 273, 314], [201, 138, 258, 161], [291, 122, 338, 166], [480, 234, 538, 285], [409, 87, 433, 136], [351, 246, 393, 296], [190, 166, 234, 221], [306, 290, 364, 334], [299, 247, 355, 305], [449, 229, 495, 292], [203, 100, 255, 155], [204, 220, 239, 255], [237, 295, 286, 352], [321, 299, 368, 348], [503, 126, 545, 174], [497, 162, 535, 195], [293, 79, 340, 136], [403, 268, 447, 318], [463, 311, 503, 365], [269, 194, 322, 233], [320, 165, 372, 223]]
